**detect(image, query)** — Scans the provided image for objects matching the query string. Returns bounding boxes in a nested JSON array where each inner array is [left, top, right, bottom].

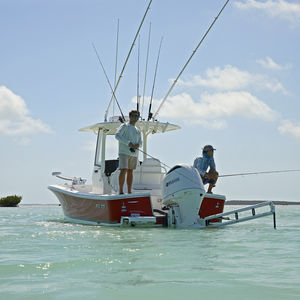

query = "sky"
[[1, 0, 300, 204]]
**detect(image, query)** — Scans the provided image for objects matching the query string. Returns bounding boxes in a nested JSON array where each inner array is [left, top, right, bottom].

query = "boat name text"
[[96, 204, 106, 209]]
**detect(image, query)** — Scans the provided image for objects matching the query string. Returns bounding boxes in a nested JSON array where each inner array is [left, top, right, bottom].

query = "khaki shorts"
[[119, 154, 138, 170]]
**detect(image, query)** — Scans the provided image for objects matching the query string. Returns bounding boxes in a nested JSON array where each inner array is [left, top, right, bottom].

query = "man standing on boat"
[[193, 145, 219, 194], [115, 110, 142, 194]]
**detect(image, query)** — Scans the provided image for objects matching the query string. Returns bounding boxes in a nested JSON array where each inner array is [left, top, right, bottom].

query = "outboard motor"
[[162, 164, 205, 227]]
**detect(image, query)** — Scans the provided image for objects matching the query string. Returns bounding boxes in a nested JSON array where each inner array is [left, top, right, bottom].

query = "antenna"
[[104, 0, 153, 121], [152, 0, 230, 120]]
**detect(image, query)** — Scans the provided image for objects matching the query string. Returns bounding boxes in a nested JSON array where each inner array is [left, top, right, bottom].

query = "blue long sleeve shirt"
[[193, 153, 216, 176]]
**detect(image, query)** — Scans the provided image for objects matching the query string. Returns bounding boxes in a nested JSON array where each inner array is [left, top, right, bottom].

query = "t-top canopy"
[[79, 120, 181, 135]]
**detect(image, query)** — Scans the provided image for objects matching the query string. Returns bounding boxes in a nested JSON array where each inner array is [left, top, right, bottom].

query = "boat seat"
[[105, 159, 119, 176], [109, 158, 166, 192], [133, 158, 165, 189]]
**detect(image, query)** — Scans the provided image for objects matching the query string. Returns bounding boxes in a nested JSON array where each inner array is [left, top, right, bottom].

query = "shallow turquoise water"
[[0, 205, 299, 300]]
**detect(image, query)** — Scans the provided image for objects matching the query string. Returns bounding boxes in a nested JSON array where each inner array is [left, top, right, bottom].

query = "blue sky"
[[1, 0, 300, 204]]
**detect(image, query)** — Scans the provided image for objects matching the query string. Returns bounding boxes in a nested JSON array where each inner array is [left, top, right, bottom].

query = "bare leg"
[[207, 169, 219, 194], [119, 169, 127, 194], [207, 184, 214, 194], [127, 169, 133, 193]]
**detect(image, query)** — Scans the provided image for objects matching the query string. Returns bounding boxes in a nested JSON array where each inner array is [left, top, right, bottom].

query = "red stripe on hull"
[[53, 191, 154, 224]]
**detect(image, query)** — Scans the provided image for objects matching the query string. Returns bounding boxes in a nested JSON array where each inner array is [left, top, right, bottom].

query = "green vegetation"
[[0, 195, 22, 207]]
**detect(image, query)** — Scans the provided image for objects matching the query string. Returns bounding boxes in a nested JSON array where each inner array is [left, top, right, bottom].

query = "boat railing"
[[202, 201, 276, 229]]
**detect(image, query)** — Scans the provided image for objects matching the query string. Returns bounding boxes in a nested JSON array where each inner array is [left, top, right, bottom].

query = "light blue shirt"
[[193, 153, 216, 176], [115, 123, 142, 157]]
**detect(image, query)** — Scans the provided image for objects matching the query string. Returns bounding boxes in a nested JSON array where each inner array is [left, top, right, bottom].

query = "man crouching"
[[193, 145, 219, 194], [115, 110, 142, 194]]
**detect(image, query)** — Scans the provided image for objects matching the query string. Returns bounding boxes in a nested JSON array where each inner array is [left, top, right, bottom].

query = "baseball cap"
[[203, 145, 216, 152]]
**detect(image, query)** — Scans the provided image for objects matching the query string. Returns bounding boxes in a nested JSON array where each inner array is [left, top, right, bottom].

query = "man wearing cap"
[[193, 145, 219, 194], [115, 110, 142, 194]]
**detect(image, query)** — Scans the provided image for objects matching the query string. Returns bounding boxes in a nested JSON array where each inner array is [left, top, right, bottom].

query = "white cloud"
[[234, 0, 300, 25], [0, 86, 52, 137], [256, 56, 292, 70], [178, 65, 252, 90], [157, 92, 278, 128], [177, 65, 287, 94], [132, 66, 294, 137], [278, 119, 300, 140]]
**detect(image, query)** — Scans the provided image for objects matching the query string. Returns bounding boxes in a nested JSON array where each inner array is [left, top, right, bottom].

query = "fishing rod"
[[219, 169, 300, 178], [104, 0, 153, 121], [92, 43, 126, 122], [113, 19, 120, 117], [141, 23, 152, 120], [138, 146, 300, 180], [148, 36, 163, 121], [137, 36, 141, 113], [136, 149, 300, 188], [152, 0, 230, 120]]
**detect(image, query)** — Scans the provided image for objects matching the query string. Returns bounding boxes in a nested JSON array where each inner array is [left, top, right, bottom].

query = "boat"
[[48, 118, 226, 227], [48, 118, 276, 229], [48, 0, 276, 229]]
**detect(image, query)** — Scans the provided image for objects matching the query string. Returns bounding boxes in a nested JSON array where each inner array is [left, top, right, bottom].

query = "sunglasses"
[[130, 114, 139, 118]]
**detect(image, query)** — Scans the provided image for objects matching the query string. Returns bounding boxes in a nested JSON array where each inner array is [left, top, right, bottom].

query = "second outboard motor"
[[162, 164, 206, 227]]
